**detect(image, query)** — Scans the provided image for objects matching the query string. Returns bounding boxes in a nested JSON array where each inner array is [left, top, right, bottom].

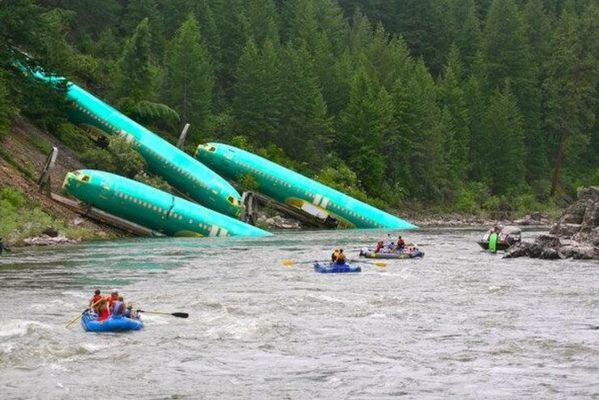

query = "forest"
[[1, 0, 598, 214]]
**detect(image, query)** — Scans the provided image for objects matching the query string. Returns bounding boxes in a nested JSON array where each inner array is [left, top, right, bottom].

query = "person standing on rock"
[[0, 238, 11, 255], [488, 229, 498, 253]]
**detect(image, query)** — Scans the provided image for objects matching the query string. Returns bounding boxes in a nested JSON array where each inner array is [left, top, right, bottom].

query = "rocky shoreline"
[[505, 187, 599, 260]]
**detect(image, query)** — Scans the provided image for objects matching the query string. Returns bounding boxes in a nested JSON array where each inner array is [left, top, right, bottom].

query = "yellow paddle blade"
[[373, 262, 387, 267], [282, 259, 295, 267]]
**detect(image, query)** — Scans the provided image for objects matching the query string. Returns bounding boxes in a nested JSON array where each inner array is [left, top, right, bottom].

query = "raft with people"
[[81, 311, 143, 332], [359, 235, 424, 259], [359, 247, 424, 259]]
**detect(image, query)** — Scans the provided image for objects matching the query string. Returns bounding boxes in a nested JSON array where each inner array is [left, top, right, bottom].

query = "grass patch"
[[0, 186, 101, 244]]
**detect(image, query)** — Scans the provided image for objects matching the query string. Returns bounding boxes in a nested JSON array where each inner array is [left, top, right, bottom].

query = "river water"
[[0, 228, 597, 399]]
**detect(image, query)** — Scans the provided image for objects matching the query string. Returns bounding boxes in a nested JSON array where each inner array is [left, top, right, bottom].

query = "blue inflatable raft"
[[81, 311, 144, 332], [314, 262, 361, 273]]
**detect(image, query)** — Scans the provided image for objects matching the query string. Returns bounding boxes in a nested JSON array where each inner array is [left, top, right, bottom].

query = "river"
[[0, 228, 597, 399]]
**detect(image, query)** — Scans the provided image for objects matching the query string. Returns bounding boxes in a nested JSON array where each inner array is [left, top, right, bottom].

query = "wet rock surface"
[[505, 187, 599, 260], [23, 234, 78, 246]]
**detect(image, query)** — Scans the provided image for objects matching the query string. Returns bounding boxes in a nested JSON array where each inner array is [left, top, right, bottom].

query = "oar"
[[281, 259, 322, 267], [65, 297, 103, 328], [136, 310, 189, 318]]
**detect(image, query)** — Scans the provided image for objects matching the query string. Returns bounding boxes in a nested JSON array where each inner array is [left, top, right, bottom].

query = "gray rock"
[[534, 234, 560, 248], [23, 234, 77, 246], [550, 223, 582, 238], [540, 247, 560, 259]]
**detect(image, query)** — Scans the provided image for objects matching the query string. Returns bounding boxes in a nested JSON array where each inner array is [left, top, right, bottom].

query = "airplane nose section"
[[62, 171, 77, 190]]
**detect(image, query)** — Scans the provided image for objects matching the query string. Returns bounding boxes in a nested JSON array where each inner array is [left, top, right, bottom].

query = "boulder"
[[540, 247, 560, 259], [550, 223, 582, 238], [512, 187, 598, 260]]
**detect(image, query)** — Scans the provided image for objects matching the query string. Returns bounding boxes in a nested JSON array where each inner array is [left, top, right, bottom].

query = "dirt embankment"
[[0, 118, 118, 237]]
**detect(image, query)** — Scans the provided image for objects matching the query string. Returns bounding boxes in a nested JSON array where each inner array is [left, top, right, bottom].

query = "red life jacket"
[[98, 308, 110, 321]]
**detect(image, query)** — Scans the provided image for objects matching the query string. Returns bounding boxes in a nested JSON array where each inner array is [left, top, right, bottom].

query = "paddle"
[[65, 297, 103, 328], [282, 259, 387, 268], [136, 310, 189, 318]]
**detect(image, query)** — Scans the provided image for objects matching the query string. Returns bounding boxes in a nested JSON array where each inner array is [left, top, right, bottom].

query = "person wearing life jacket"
[[97, 299, 110, 321], [374, 241, 384, 253], [396, 236, 406, 251], [331, 249, 340, 262], [110, 295, 126, 317], [335, 249, 346, 264], [89, 289, 102, 308], [107, 289, 119, 306], [124, 303, 138, 319]]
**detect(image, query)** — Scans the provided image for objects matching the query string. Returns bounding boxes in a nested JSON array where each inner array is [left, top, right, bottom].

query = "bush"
[[80, 136, 146, 178], [107, 137, 146, 178], [0, 186, 26, 208], [237, 173, 259, 192]]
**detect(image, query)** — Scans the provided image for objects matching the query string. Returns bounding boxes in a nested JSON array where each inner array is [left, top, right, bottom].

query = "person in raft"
[[331, 249, 340, 262], [396, 235, 406, 251], [89, 289, 103, 307], [107, 289, 119, 306], [0, 238, 11, 255], [110, 295, 126, 317], [335, 249, 346, 264], [96, 299, 110, 321], [373, 240, 385, 253], [124, 303, 138, 319]]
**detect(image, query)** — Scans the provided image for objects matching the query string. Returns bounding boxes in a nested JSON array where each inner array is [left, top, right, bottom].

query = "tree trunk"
[[550, 121, 568, 196]]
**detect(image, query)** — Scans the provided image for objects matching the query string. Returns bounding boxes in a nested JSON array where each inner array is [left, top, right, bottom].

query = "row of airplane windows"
[[113, 190, 214, 231], [232, 156, 378, 226]]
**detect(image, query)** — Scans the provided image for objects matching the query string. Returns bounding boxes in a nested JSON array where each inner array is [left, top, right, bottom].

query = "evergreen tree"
[[121, 0, 166, 57], [481, 84, 526, 194], [115, 18, 156, 103], [437, 46, 470, 183], [389, 60, 448, 202], [232, 38, 281, 144], [448, 0, 481, 73], [278, 44, 332, 169], [483, 0, 543, 187], [338, 67, 394, 195], [544, 6, 599, 195], [164, 15, 214, 141]]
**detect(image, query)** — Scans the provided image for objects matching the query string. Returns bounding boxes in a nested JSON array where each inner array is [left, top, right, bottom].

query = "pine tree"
[[544, 6, 599, 195], [389, 60, 448, 202], [164, 15, 214, 141], [481, 84, 526, 195], [232, 38, 281, 144], [437, 46, 470, 183], [115, 18, 155, 103], [483, 0, 542, 187], [338, 67, 394, 195], [447, 0, 481, 73], [278, 43, 332, 169]]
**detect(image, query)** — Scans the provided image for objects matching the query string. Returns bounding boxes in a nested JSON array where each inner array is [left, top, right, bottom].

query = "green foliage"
[[115, 18, 156, 102], [0, 187, 25, 208], [237, 173, 259, 192], [0, 186, 95, 242], [4, 0, 599, 215], [80, 136, 146, 178], [0, 72, 14, 137], [164, 14, 214, 142], [315, 161, 387, 209]]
